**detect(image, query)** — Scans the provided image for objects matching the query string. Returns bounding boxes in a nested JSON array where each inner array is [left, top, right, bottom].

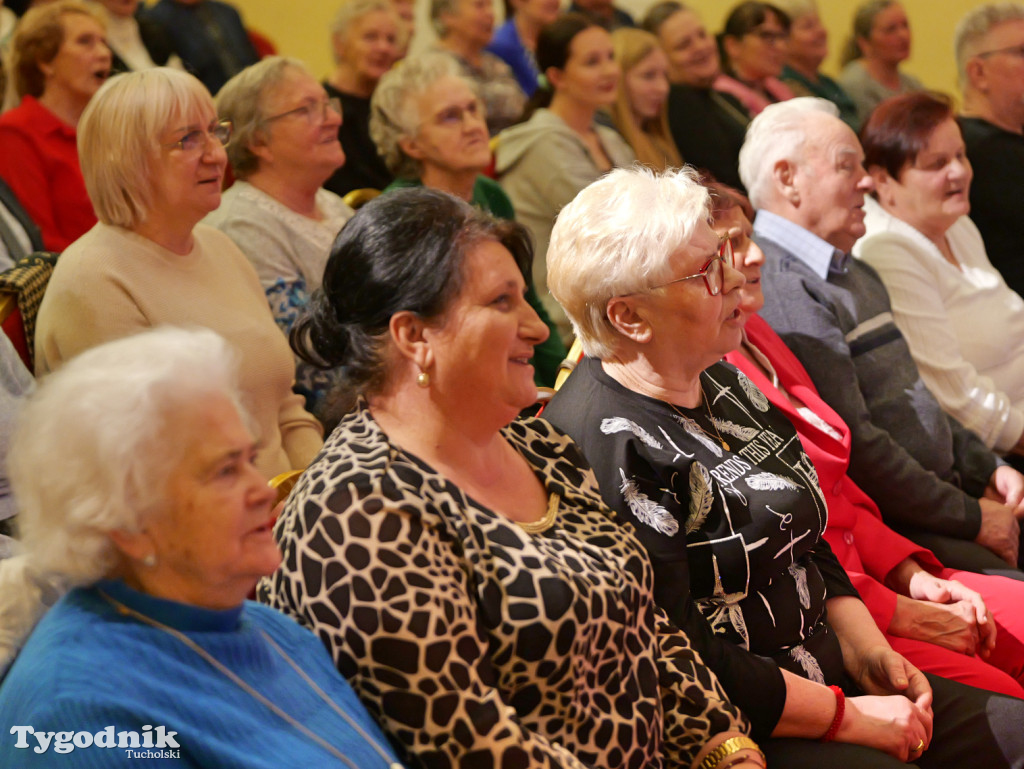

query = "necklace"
[[98, 590, 402, 769], [517, 492, 560, 534], [668, 380, 730, 451]]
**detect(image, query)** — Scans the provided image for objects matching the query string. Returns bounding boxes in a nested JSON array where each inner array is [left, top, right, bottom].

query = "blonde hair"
[[11, 0, 106, 99], [609, 28, 682, 172], [78, 68, 214, 229]]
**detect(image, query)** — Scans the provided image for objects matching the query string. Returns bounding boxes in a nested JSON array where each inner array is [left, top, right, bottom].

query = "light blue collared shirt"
[[753, 210, 850, 279]]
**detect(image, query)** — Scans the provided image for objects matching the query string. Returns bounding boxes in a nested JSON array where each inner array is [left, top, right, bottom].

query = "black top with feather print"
[[546, 357, 859, 691]]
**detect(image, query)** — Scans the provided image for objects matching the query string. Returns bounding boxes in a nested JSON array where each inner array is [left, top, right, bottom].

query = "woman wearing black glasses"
[[207, 56, 354, 424], [34, 67, 323, 478]]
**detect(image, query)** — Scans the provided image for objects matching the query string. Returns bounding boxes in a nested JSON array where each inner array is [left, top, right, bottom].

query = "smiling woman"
[[33, 67, 323, 478], [0, 0, 110, 251], [206, 56, 354, 423], [855, 91, 1024, 461], [260, 186, 757, 769]]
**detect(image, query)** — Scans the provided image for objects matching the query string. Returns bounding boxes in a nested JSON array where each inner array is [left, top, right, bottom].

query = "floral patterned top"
[[259, 405, 748, 769]]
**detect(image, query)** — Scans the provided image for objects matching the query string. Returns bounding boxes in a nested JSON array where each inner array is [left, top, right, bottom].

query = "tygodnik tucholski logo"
[[10, 724, 181, 758]]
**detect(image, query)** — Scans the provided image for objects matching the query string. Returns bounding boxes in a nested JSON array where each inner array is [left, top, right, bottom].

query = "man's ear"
[[964, 55, 989, 93], [773, 158, 800, 207], [606, 295, 654, 344], [389, 310, 434, 372]]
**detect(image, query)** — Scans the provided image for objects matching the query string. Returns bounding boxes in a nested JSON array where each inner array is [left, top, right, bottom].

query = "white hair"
[[954, 3, 1024, 86], [0, 327, 245, 671], [739, 96, 840, 210], [546, 165, 710, 359]]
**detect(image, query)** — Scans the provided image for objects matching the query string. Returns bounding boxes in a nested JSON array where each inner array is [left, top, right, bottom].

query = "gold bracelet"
[[699, 736, 766, 769]]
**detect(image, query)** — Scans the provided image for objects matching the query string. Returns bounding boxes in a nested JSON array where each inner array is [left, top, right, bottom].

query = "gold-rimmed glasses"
[[162, 119, 233, 153]]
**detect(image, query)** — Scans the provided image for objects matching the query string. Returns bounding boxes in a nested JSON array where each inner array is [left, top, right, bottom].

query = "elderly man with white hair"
[[741, 97, 1024, 579], [956, 3, 1024, 297]]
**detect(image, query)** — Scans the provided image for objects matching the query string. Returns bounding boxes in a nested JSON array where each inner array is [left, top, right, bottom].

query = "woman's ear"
[[389, 310, 434, 372], [545, 65, 565, 92], [606, 296, 654, 344], [869, 165, 896, 205], [108, 528, 155, 565], [397, 133, 425, 161], [722, 35, 741, 65]]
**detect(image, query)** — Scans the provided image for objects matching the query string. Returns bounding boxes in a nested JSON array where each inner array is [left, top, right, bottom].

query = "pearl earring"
[[416, 371, 430, 388]]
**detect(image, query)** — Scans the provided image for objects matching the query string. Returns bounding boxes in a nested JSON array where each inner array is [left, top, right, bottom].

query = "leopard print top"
[[259, 406, 748, 769]]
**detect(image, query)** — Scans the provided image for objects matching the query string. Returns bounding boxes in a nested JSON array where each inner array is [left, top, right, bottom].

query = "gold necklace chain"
[[517, 492, 561, 534], [668, 380, 730, 451], [98, 590, 402, 769]]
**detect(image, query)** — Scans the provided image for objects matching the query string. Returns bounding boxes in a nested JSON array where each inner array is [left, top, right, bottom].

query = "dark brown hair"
[[860, 91, 954, 179]]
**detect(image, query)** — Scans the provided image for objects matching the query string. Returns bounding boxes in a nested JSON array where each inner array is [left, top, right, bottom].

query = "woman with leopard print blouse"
[[259, 188, 763, 769]]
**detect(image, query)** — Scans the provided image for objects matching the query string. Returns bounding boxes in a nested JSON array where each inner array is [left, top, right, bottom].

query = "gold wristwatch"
[[699, 736, 765, 769]]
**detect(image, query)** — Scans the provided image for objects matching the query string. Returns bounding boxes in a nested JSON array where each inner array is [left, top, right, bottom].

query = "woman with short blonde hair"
[[35, 68, 323, 478]]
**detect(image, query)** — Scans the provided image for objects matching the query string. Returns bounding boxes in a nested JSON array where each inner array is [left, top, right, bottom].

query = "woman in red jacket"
[[717, 186, 1024, 697]]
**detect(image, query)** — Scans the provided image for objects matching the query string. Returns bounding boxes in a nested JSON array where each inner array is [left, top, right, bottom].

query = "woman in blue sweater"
[[0, 327, 402, 769]]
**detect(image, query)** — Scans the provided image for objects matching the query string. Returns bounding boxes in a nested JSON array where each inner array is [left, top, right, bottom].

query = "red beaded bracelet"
[[821, 685, 846, 742]]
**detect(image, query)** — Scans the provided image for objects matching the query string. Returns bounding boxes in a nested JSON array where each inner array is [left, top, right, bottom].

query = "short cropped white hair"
[[739, 96, 839, 209], [954, 3, 1024, 86], [547, 165, 710, 359]]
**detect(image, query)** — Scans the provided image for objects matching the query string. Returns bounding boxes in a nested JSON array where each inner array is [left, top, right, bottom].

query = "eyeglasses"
[[162, 119, 233, 153], [648, 236, 735, 296], [976, 43, 1024, 60], [427, 99, 485, 129], [751, 28, 788, 45], [263, 97, 342, 126]]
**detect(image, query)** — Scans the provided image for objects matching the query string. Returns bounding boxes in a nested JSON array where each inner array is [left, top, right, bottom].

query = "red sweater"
[[0, 96, 96, 252], [725, 314, 943, 631]]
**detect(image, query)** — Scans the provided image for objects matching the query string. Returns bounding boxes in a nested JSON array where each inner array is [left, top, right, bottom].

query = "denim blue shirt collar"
[[753, 209, 850, 279]]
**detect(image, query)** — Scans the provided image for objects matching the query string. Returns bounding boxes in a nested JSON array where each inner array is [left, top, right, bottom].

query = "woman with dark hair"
[[260, 187, 761, 769], [838, 0, 922, 126], [855, 91, 1024, 463], [0, 0, 110, 251], [486, 0, 560, 96], [714, 1, 796, 118], [495, 13, 635, 341], [642, 1, 749, 190]]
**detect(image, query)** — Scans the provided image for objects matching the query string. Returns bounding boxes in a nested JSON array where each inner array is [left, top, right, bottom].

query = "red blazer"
[[725, 314, 943, 630]]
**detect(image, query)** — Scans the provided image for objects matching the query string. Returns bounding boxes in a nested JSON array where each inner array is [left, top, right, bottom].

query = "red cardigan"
[[0, 96, 96, 252], [725, 314, 943, 631]]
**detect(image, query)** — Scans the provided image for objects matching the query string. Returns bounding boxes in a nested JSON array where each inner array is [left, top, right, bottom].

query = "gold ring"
[[913, 739, 924, 752]]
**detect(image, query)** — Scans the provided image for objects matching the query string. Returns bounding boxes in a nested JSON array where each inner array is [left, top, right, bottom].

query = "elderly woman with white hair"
[[0, 327, 402, 768], [205, 56, 353, 422], [543, 165, 1024, 768], [322, 0, 400, 196], [431, 0, 526, 133], [370, 51, 565, 385], [33, 68, 323, 478]]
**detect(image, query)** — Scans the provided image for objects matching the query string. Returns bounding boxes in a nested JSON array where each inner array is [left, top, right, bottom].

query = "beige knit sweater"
[[34, 223, 323, 477]]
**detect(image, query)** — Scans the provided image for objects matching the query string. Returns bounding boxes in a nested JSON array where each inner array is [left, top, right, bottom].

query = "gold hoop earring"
[[416, 371, 430, 388]]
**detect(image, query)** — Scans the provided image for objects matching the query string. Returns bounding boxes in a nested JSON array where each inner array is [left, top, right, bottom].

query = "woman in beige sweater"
[[34, 68, 323, 477]]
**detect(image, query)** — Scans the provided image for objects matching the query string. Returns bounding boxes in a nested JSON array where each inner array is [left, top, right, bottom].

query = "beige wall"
[[231, 0, 984, 99]]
